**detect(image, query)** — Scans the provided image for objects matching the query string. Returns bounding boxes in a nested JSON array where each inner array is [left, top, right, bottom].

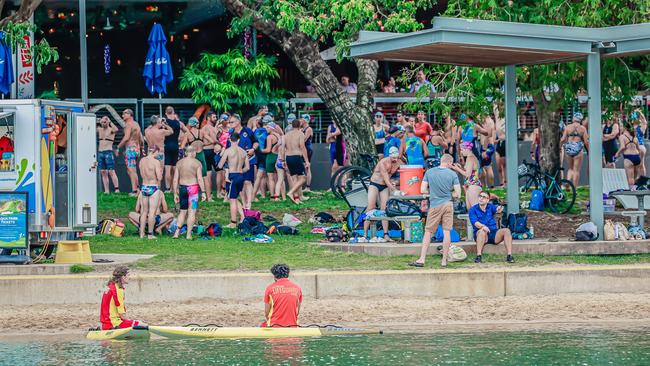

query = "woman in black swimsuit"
[[615, 125, 642, 186]]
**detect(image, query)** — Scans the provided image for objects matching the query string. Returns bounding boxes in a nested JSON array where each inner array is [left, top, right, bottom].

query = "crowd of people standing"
[[96, 106, 315, 239]]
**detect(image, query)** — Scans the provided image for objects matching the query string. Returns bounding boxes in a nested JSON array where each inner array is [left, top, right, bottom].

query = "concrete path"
[[2, 264, 648, 305], [317, 239, 650, 256], [0, 254, 154, 276]]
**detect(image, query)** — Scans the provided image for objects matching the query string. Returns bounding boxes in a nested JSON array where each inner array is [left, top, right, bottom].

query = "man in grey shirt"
[[409, 154, 461, 267]]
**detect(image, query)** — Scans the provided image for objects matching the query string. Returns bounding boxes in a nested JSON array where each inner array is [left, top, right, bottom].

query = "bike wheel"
[[546, 179, 576, 214], [334, 166, 371, 198], [330, 166, 354, 198]]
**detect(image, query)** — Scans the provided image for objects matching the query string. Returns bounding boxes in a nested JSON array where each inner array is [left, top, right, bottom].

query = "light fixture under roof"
[[103, 17, 113, 31]]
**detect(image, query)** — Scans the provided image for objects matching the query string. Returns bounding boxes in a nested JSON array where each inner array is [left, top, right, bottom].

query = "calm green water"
[[1, 326, 649, 365]]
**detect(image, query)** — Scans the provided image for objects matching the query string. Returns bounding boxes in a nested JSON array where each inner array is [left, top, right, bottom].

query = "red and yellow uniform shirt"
[[264, 278, 303, 327], [100, 283, 127, 330]]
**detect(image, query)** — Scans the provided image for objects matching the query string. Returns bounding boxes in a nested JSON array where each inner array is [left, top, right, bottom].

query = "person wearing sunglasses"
[[468, 192, 514, 263]]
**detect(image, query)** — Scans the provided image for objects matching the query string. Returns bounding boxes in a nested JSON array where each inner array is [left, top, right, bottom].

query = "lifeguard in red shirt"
[[263, 264, 303, 327], [100, 266, 145, 330]]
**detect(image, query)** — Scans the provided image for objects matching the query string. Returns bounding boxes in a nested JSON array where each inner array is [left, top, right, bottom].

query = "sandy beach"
[[2, 293, 649, 335]]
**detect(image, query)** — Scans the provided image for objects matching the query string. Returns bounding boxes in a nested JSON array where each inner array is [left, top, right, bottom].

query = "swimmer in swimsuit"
[[172, 146, 207, 240], [137, 146, 163, 239], [615, 127, 643, 186], [560, 112, 589, 188]]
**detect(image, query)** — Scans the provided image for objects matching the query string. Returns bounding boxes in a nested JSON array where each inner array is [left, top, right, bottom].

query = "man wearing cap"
[[300, 114, 314, 191], [228, 114, 258, 209], [361, 147, 403, 242], [202, 111, 219, 201], [180, 117, 214, 180]]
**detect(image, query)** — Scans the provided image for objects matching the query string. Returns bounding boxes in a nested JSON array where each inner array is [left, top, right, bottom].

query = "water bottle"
[[530, 226, 534, 238]]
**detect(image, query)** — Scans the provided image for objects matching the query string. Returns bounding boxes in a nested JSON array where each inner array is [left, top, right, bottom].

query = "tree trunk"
[[0, 0, 42, 26], [533, 91, 562, 174], [222, 0, 376, 165]]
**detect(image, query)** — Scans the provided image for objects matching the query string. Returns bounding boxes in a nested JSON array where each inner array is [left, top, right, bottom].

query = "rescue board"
[[86, 326, 150, 341], [148, 326, 382, 339]]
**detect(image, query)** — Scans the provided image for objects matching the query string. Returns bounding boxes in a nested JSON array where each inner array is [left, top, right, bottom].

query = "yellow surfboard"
[[86, 326, 150, 341], [148, 326, 382, 339]]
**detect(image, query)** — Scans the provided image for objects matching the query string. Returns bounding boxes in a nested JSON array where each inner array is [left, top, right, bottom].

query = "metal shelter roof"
[[347, 17, 650, 67]]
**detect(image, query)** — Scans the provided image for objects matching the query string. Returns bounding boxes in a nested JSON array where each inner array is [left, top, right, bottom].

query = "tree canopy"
[[179, 48, 280, 112]]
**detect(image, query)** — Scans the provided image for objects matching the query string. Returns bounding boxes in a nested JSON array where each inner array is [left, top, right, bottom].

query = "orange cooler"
[[399, 165, 425, 195]]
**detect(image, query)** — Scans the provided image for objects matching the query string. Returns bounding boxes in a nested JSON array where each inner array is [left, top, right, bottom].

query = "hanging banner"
[[0, 192, 28, 249], [16, 15, 34, 99]]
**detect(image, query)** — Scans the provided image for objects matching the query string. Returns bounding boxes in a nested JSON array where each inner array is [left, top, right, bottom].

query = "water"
[[1, 325, 649, 365]]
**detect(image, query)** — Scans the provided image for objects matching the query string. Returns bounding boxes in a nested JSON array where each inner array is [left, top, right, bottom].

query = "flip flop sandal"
[[548, 236, 559, 242], [407, 261, 424, 267]]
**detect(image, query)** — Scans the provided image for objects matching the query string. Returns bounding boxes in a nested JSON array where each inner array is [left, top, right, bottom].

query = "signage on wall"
[[0, 192, 28, 249], [16, 33, 34, 99]]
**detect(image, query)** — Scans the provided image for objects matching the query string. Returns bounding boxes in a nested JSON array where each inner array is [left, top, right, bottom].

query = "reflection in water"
[[0, 325, 649, 365], [265, 337, 305, 365]]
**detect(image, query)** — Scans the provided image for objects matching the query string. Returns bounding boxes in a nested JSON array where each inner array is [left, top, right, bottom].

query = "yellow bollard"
[[54, 240, 92, 264]]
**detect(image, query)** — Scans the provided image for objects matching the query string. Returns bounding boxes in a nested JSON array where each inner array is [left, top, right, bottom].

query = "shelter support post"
[[79, 0, 88, 106], [587, 52, 604, 239], [504, 65, 519, 214]]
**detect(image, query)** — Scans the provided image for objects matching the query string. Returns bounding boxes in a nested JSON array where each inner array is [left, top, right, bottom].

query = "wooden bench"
[[366, 215, 421, 242], [457, 214, 474, 241]]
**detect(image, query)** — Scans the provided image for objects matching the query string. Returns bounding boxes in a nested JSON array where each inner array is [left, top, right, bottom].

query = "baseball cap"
[[188, 117, 199, 126], [262, 114, 274, 124], [287, 113, 297, 123], [301, 114, 311, 122], [388, 146, 400, 158], [219, 113, 230, 121]]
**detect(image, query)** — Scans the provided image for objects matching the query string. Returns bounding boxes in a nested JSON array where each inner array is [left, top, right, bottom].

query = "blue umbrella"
[[0, 32, 14, 95], [143, 23, 173, 95]]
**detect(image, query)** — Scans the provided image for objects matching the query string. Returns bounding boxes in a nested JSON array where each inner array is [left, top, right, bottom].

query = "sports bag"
[[243, 209, 262, 221], [386, 199, 422, 218], [205, 223, 223, 237], [238, 217, 268, 236], [277, 225, 298, 235], [326, 228, 348, 242], [507, 213, 528, 234], [575, 222, 597, 241]]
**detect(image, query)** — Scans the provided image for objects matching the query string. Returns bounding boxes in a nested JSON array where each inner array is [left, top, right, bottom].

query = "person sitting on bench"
[[469, 191, 514, 263]]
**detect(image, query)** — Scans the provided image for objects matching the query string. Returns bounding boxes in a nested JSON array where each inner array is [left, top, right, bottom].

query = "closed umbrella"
[[143, 23, 173, 114], [0, 32, 14, 95]]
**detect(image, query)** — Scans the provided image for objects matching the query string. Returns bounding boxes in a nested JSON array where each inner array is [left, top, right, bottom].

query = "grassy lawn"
[[90, 192, 650, 272]]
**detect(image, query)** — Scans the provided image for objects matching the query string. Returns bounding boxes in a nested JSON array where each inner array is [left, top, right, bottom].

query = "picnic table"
[[610, 190, 650, 228]]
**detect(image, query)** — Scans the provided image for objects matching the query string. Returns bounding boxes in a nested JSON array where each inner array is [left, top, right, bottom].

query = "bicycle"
[[518, 160, 576, 214], [330, 154, 377, 199]]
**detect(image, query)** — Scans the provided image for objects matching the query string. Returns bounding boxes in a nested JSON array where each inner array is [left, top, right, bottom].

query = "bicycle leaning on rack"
[[518, 160, 577, 214]]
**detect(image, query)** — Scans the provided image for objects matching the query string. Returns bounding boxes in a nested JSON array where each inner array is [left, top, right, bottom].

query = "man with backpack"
[[469, 191, 514, 263]]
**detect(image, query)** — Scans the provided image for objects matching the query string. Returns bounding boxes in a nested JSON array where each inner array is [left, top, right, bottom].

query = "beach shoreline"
[[2, 293, 649, 337]]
